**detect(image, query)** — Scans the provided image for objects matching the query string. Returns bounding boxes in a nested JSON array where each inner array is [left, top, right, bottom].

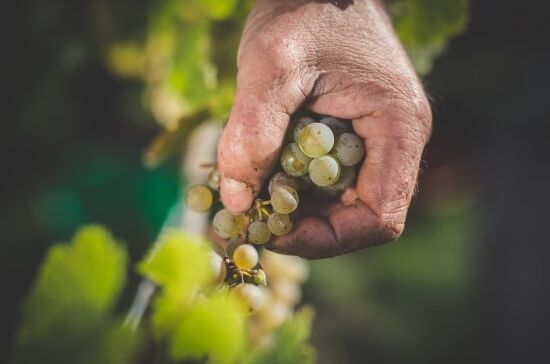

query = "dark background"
[[2, 0, 549, 363]]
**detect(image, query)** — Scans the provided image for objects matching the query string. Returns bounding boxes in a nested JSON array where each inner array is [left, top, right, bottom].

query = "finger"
[[269, 104, 432, 258], [218, 70, 307, 213]]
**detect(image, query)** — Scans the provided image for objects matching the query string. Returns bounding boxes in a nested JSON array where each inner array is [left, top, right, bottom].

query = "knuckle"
[[375, 216, 405, 242]]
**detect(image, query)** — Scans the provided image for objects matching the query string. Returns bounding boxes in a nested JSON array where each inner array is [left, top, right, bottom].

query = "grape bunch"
[[185, 113, 364, 315]]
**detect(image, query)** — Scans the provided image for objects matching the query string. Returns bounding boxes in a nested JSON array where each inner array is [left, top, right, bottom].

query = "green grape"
[[233, 244, 259, 270], [292, 116, 314, 142], [185, 184, 213, 212], [208, 166, 220, 190], [213, 209, 247, 239], [268, 171, 300, 195], [267, 212, 293, 236], [248, 221, 271, 245], [327, 165, 356, 191], [319, 116, 349, 136], [270, 186, 299, 214], [331, 132, 365, 166], [280, 143, 311, 176], [234, 283, 265, 312], [308, 155, 341, 186], [298, 122, 334, 158], [272, 279, 301, 305], [254, 269, 267, 286]]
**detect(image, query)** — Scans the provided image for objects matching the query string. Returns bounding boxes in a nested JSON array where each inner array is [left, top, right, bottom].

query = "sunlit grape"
[[185, 184, 213, 212], [234, 283, 265, 312], [207, 166, 220, 190], [280, 143, 311, 177], [209, 252, 226, 283], [298, 122, 334, 158], [292, 116, 314, 142], [213, 209, 248, 239], [331, 132, 365, 166], [308, 155, 341, 186], [270, 186, 299, 214], [233, 244, 259, 270], [248, 221, 271, 245], [268, 172, 300, 195], [319, 116, 349, 136], [267, 212, 293, 236]]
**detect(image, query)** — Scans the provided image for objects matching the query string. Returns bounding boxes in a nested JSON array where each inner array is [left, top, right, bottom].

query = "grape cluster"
[[185, 113, 364, 316]]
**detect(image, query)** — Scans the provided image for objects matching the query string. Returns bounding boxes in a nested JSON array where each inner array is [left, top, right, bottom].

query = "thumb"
[[218, 73, 307, 213]]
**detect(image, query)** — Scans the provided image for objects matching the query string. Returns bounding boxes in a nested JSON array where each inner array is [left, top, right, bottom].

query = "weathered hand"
[[217, 0, 432, 258]]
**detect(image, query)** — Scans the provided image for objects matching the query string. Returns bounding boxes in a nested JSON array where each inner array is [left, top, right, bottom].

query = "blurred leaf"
[[391, 0, 468, 75], [137, 229, 213, 331], [245, 308, 316, 364], [169, 293, 246, 364], [201, 0, 239, 20], [13, 226, 140, 364]]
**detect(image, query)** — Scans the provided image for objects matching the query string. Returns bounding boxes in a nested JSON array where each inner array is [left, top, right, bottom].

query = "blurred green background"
[[2, 0, 550, 363]]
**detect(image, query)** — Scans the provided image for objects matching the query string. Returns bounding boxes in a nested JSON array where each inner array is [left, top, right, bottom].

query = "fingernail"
[[220, 177, 253, 213]]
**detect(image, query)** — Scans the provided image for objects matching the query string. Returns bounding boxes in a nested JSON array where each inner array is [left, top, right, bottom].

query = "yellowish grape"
[[270, 186, 299, 214], [233, 244, 259, 270], [213, 209, 248, 239], [234, 283, 265, 312], [331, 132, 365, 166], [292, 116, 314, 142], [185, 184, 213, 212], [298, 122, 334, 158], [207, 166, 220, 190], [267, 212, 293, 236], [280, 143, 311, 177], [248, 221, 271, 245], [308, 155, 341, 186]]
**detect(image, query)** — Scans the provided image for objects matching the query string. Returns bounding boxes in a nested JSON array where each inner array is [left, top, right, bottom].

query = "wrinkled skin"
[[217, 0, 432, 259]]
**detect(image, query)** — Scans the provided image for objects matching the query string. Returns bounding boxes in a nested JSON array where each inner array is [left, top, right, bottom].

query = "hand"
[[217, 0, 432, 259]]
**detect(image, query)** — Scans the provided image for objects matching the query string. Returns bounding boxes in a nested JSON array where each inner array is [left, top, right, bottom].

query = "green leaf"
[[201, 0, 238, 20], [245, 307, 316, 364], [137, 229, 214, 330], [169, 293, 246, 364], [13, 225, 138, 364], [17, 225, 127, 343], [390, 0, 469, 75]]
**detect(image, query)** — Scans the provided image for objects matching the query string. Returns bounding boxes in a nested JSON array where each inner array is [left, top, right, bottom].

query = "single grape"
[[267, 212, 293, 236], [331, 132, 365, 166], [298, 122, 335, 158], [233, 244, 259, 270], [185, 184, 213, 212], [327, 165, 356, 191], [207, 166, 220, 190], [319, 116, 349, 136], [268, 171, 300, 195], [248, 221, 271, 245], [272, 279, 301, 305], [308, 155, 341, 186], [280, 143, 311, 176], [292, 116, 314, 142], [234, 283, 265, 312], [254, 269, 267, 286], [270, 186, 299, 214], [209, 252, 226, 283], [213, 209, 248, 239]]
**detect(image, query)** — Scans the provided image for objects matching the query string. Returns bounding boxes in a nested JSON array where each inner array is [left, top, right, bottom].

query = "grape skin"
[[270, 186, 299, 214], [292, 116, 314, 142], [308, 155, 341, 186], [207, 166, 220, 190], [268, 172, 300, 195], [213, 209, 247, 239], [280, 143, 311, 177], [185, 184, 213, 212], [267, 212, 293, 236], [248, 221, 271, 245], [233, 244, 259, 270], [331, 132, 365, 167], [234, 283, 265, 312], [298, 123, 334, 158], [319, 116, 349, 136]]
